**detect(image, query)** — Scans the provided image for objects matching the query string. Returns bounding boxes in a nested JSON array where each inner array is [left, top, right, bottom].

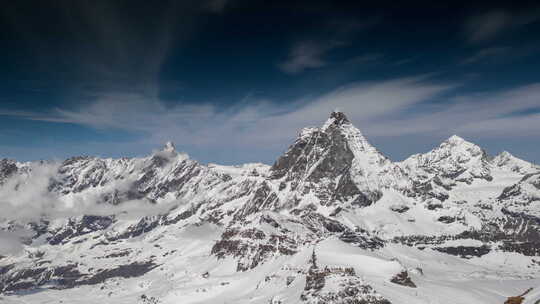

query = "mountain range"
[[0, 111, 539, 304]]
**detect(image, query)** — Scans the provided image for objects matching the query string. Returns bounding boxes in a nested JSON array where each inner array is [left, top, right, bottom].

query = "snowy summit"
[[0, 111, 539, 304]]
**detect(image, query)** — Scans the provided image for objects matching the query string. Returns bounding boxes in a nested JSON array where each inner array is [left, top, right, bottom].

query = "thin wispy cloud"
[[278, 16, 380, 74], [2, 75, 540, 164], [0, 160, 189, 223], [13, 76, 445, 144], [345, 53, 384, 65], [0, 0, 224, 100], [0, 77, 430, 147], [460, 46, 510, 65], [365, 83, 540, 138], [278, 40, 345, 74], [464, 9, 540, 43]]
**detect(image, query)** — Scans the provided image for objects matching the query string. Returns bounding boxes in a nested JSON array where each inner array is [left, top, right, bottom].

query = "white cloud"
[[464, 9, 540, 43], [459, 46, 510, 64], [277, 14, 382, 75], [0, 231, 24, 256], [278, 40, 344, 74], [0, 76, 458, 222], [4, 76, 540, 164], [0, 163, 60, 221], [8, 75, 452, 149], [0, 161, 181, 222], [362, 83, 540, 138]]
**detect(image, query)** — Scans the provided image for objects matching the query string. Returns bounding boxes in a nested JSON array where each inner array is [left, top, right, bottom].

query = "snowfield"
[[0, 111, 539, 304]]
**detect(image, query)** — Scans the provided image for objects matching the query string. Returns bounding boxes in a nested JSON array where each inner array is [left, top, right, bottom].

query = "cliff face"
[[0, 111, 539, 304]]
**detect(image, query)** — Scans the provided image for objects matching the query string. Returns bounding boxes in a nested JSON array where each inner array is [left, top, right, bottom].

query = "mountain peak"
[[323, 111, 351, 130], [440, 135, 484, 152], [446, 135, 465, 144], [329, 110, 349, 122], [493, 150, 518, 165], [163, 141, 176, 153], [437, 135, 487, 160], [400, 136, 493, 187], [493, 150, 539, 173], [497, 151, 512, 158], [271, 109, 404, 195]]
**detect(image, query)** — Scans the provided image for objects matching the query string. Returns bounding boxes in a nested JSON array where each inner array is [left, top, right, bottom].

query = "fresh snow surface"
[[0, 111, 539, 304]]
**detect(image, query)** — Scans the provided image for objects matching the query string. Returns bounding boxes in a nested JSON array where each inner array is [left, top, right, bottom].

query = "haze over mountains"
[[0, 111, 539, 304]]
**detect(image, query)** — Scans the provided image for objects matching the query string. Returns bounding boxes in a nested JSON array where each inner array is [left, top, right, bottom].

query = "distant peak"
[[493, 151, 513, 164], [323, 111, 351, 130], [498, 151, 512, 157], [494, 151, 520, 163], [436, 135, 490, 159], [493, 150, 539, 173], [446, 135, 465, 143], [163, 141, 176, 153]]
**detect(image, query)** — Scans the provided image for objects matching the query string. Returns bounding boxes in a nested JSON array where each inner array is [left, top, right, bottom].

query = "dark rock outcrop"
[[390, 271, 416, 288]]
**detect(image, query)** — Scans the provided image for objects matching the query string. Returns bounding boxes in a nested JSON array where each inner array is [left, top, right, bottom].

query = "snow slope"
[[0, 111, 539, 304]]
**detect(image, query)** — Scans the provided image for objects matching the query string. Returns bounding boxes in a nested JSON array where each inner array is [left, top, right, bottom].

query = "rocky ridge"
[[0, 111, 539, 304]]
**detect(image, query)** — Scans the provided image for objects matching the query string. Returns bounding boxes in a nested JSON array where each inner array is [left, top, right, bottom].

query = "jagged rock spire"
[[163, 141, 176, 153], [329, 110, 350, 124], [267, 110, 406, 211], [323, 110, 351, 130]]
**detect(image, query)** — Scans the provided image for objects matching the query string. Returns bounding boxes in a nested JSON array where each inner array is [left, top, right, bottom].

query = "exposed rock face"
[[301, 251, 391, 304], [400, 135, 493, 200], [211, 211, 383, 271], [47, 215, 114, 245], [42, 142, 239, 208], [0, 261, 157, 293], [0, 159, 18, 185], [494, 151, 540, 174], [211, 213, 302, 271], [268, 111, 407, 211], [504, 288, 533, 304], [1, 111, 540, 302], [498, 173, 540, 215], [339, 228, 385, 250], [390, 271, 416, 288], [432, 245, 491, 258], [461, 209, 540, 256]]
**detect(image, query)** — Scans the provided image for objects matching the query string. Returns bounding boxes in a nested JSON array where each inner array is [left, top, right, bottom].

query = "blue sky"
[[0, 1, 539, 164]]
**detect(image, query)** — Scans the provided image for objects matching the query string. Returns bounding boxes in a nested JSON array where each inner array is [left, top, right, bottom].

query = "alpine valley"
[[1, 111, 539, 304]]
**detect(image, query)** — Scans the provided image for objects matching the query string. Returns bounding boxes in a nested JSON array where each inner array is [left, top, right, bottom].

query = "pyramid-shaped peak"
[[271, 110, 395, 184], [441, 135, 481, 150], [493, 151, 516, 164], [434, 135, 490, 162], [494, 150, 529, 165], [493, 150, 539, 173]]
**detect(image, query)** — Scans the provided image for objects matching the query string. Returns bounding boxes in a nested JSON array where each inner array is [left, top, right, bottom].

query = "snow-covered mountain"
[[1, 111, 539, 304]]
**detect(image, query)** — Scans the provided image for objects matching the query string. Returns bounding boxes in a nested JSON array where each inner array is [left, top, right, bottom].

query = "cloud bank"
[[0, 231, 25, 256], [0, 160, 183, 223]]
